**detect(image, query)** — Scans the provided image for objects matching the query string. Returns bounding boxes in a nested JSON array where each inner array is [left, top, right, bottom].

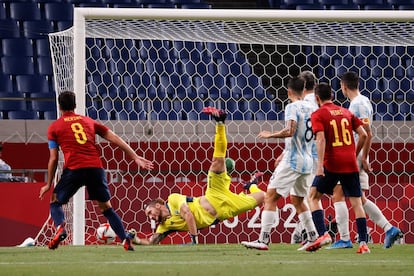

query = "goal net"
[[39, 8, 414, 246]]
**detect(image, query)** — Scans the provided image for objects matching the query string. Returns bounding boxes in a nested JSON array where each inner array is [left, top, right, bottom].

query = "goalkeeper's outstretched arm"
[[130, 231, 168, 245]]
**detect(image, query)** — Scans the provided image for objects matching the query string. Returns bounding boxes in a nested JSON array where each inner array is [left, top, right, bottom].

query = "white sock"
[[298, 211, 317, 242], [363, 199, 392, 232], [334, 201, 350, 241], [259, 210, 277, 244]]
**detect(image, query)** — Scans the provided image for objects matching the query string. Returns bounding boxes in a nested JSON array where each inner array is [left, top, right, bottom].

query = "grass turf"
[[0, 243, 413, 275]]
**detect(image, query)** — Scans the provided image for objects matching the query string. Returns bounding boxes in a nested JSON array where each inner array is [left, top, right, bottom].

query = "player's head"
[[144, 198, 168, 223], [340, 71, 359, 92], [314, 82, 333, 106], [225, 157, 235, 173], [58, 91, 76, 112], [299, 70, 317, 91], [287, 76, 305, 97]]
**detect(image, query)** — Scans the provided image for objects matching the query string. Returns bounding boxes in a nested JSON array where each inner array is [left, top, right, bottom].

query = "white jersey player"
[[241, 76, 318, 251]]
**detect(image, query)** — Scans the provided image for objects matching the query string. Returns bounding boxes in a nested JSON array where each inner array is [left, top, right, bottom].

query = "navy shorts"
[[312, 169, 362, 197], [53, 167, 111, 204]]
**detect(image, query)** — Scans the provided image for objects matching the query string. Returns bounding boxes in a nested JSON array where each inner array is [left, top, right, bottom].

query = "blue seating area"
[[0, 0, 413, 121]]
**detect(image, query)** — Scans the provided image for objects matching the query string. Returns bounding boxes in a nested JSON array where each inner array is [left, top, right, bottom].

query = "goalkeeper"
[[128, 107, 265, 245]]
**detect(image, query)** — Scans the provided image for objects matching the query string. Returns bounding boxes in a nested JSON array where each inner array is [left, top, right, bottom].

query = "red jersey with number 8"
[[47, 111, 109, 169], [311, 102, 363, 173]]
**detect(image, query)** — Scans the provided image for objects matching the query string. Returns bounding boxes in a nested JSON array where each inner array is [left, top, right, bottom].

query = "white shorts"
[[357, 157, 369, 190], [268, 160, 311, 198]]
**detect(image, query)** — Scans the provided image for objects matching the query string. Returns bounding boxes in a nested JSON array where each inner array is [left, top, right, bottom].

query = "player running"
[[39, 91, 154, 251]]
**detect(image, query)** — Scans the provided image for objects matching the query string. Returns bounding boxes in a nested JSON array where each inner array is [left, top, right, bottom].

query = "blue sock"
[[356, 217, 368, 243], [50, 202, 65, 227], [312, 209, 327, 236], [103, 208, 126, 240]]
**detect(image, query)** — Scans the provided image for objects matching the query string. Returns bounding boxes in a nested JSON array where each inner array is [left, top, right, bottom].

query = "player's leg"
[[327, 183, 353, 249], [89, 168, 133, 251], [359, 169, 402, 248], [241, 188, 279, 250], [290, 175, 319, 251], [305, 174, 335, 252], [48, 169, 78, 250], [342, 172, 370, 254], [203, 106, 228, 174]]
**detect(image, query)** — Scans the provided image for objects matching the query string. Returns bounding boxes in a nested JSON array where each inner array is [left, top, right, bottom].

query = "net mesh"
[[38, 12, 414, 246]]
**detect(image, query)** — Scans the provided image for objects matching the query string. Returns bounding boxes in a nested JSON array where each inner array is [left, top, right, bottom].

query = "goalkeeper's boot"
[[356, 242, 370, 254], [241, 240, 269, 250], [123, 237, 135, 251], [202, 106, 227, 123], [48, 223, 67, 250], [243, 171, 264, 190], [384, 226, 403, 248], [326, 239, 353, 249]]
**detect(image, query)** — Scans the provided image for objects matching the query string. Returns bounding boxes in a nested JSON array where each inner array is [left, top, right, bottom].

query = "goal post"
[[45, 8, 414, 246]]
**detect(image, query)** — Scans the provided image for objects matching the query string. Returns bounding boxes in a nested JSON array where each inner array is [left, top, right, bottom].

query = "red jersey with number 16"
[[47, 111, 109, 170], [311, 102, 363, 173]]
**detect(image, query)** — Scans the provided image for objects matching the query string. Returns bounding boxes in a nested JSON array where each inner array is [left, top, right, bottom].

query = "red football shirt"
[[311, 102, 363, 173], [47, 111, 109, 170]]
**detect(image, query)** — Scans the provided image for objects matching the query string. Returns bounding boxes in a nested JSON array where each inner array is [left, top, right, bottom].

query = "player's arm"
[[39, 142, 59, 200], [314, 131, 326, 177], [354, 125, 367, 158], [360, 121, 373, 173], [131, 232, 169, 245], [180, 203, 199, 244], [258, 119, 297, 139], [101, 129, 154, 170]]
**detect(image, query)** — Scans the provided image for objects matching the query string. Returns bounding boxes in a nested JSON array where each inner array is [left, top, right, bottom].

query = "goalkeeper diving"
[[128, 107, 265, 245]]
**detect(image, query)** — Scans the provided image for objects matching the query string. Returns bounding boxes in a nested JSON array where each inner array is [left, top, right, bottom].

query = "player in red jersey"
[[39, 91, 154, 251], [305, 83, 371, 254]]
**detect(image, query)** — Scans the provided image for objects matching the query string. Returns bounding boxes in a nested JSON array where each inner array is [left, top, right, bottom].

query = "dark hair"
[[58, 91, 76, 111], [315, 82, 333, 101], [299, 70, 317, 90], [341, 71, 359, 90], [287, 76, 305, 95], [0, 144, 2, 152]]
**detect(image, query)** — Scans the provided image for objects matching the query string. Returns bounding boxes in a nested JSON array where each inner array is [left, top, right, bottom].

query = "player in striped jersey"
[[241, 76, 318, 251], [328, 71, 402, 249]]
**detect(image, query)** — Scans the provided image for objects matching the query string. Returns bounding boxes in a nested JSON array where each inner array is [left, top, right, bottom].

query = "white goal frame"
[[64, 8, 414, 245]]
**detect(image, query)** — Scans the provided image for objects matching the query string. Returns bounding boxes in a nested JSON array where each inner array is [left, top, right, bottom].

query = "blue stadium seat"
[[9, 2, 41, 21], [16, 75, 51, 96], [296, 4, 325, 9], [44, 3, 74, 21], [330, 4, 359, 9], [30, 92, 56, 112], [56, 21, 73, 31], [0, 3, 6, 20], [144, 3, 176, 8], [7, 110, 38, 120], [0, 20, 20, 38], [22, 20, 54, 39], [36, 57, 53, 75], [1, 38, 34, 56], [1, 57, 35, 75], [398, 4, 414, 8], [387, 0, 414, 4], [0, 75, 13, 93], [318, 0, 349, 5], [0, 93, 27, 112], [179, 3, 212, 8], [352, 0, 384, 5], [34, 38, 51, 57], [43, 110, 57, 120], [364, 4, 393, 9]]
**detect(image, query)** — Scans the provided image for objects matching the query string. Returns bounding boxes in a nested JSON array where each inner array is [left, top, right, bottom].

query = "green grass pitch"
[[1, 243, 413, 275]]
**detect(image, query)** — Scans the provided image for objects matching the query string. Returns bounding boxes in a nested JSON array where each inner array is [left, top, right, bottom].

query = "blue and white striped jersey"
[[282, 100, 316, 174], [349, 94, 373, 142]]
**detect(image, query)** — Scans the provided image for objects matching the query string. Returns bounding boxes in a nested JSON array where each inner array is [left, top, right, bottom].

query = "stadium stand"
[[0, 0, 413, 120]]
